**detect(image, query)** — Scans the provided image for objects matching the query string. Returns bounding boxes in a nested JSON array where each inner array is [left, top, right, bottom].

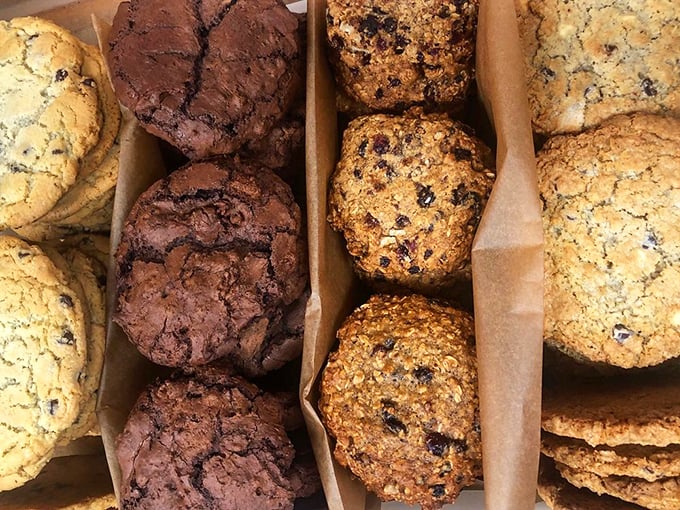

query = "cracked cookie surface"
[[0, 17, 102, 230], [326, 0, 478, 111], [0, 236, 87, 491], [515, 0, 680, 135], [107, 0, 303, 159], [320, 294, 481, 510], [116, 368, 310, 510], [114, 158, 307, 374], [540, 113, 680, 368], [328, 111, 494, 293]]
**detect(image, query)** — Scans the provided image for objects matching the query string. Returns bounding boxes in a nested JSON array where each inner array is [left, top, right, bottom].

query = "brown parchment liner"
[[301, 0, 543, 509]]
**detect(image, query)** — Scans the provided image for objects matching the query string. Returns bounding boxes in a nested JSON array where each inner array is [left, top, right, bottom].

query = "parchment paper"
[[301, 0, 543, 509]]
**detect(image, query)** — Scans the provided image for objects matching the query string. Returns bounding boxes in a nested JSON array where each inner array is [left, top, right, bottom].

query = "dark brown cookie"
[[107, 0, 303, 159], [117, 368, 310, 510], [114, 158, 307, 375]]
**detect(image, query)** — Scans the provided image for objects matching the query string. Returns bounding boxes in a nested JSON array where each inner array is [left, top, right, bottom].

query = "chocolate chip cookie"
[[320, 294, 481, 509]]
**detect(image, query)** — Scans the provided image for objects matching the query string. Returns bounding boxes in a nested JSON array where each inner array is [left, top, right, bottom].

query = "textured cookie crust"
[[326, 0, 477, 111], [538, 456, 645, 510], [117, 368, 308, 510], [557, 462, 680, 510], [542, 375, 680, 448], [540, 113, 680, 368], [114, 159, 307, 374], [515, 0, 680, 135], [328, 112, 494, 292], [320, 294, 481, 510], [0, 236, 87, 491], [107, 0, 303, 159], [542, 432, 680, 483], [0, 17, 102, 229]]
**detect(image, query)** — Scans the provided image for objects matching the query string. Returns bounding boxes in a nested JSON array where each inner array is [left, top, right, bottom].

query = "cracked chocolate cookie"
[[516, 0, 680, 135], [114, 158, 307, 375], [117, 367, 313, 510], [540, 113, 680, 368], [319, 294, 481, 510], [328, 111, 494, 293], [107, 0, 303, 159], [326, 0, 478, 111]]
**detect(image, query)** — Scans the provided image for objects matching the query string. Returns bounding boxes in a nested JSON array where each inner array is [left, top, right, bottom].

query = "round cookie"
[[542, 375, 680, 448], [538, 456, 645, 510], [107, 0, 303, 159], [114, 158, 307, 374], [516, 0, 680, 135], [0, 236, 87, 491], [319, 294, 481, 509], [540, 113, 680, 368], [556, 462, 680, 510], [326, 0, 478, 111], [328, 111, 494, 293], [117, 368, 310, 510], [542, 432, 680, 483], [0, 17, 102, 230], [55, 234, 110, 271]]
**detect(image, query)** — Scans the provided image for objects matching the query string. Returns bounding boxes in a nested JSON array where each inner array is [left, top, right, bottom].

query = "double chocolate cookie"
[[114, 158, 307, 375]]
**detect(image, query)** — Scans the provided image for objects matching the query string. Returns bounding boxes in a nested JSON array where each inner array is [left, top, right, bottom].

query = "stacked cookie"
[[319, 1, 493, 509], [0, 17, 121, 240], [0, 234, 109, 492]]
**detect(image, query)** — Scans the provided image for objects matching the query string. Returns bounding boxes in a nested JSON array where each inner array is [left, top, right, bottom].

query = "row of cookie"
[[0, 17, 120, 241], [0, 234, 108, 492]]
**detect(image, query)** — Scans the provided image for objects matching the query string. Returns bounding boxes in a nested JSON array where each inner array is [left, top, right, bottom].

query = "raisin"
[[396, 243, 410, 261], [431, 485, 446, 498], [372, 337, 396, 354], [48, 399, 59, 415], [414, 366, 433, 383], [331, 35, 345, 49], [375, 88, 384, 99], [641, 77, 658, 96], [382, 410, 407, 434], [604, 44, 617, 55], [404, 133, 414, 144], [455, 474, 465, 484], [454, 148, 472, 161], [365, 213, 380, 228], [424, 83, 437, 103], [424, 249, 433, 260], [361, 53, 372, 66], [454, 72, 466, 83], [379, 256, 390, 267], [358, 139, 368, 157], [353, 168, 363, 179], [57, 329, 75, 345], [425, 432, 452, 456], [452, 438, 469, 453], [373, 134, 390, 154], [417, 185, 436, 207], [388, 77, 402, 87], [438, 5, 451, 18], [408, 265, 421, 274], [383, 17, 397, 33], [82, 78, 96, 87], [59, 294, 74, 307], [359, 15, 380, 37], [394, 34, 409, 54], [55, 69, 68, 81], [612, 324, 634, 344], [395, 214, 410, 227], [376, 38, 388, 51]]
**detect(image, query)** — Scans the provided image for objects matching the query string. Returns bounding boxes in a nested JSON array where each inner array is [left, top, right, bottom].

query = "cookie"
[[540, 113, 680, 368], [556, 462, 680, 510], [542, 432, 680, 483], [117, 368, 313, 510], [54, 234, 110, 271], [515, 0, 680, 135], [0, 17, 102, 230], [538, 455, 645, 510], [107, 0, 303, 159], [319, 294, 481, 510], [542, 375, 680, 448], [0, 236, 87, 491], [328, 111, 494, 293], [326, 0, 478, 111], [114, 158, 307, 374]]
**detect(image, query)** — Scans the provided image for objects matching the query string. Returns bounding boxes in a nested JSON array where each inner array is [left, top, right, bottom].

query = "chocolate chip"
[[59, 294, 74, 307], [82, 78, 96, 87], [612, 323, 635, 344], [424, 249, 433, 260], [383, 17, 397, 33], [388, 77, 401, 87], [382, 410, 407, 434], [52, 149, 64, 155], [431, 484, 446, 498], [55, 69, 68, 81], [395, 214, 410, 227], [373, 134, 390, 155], [359, 15, 380, 37], [541, 67, 555, 79], [372, 337, 396, 355], [358, 139, 368, 157], [10, 164, 22, 173], [22, 147, 31, 155], [375, 88, 384, 99], [57, 329, 75, 345], [408, 265, 421, 274], [642, 232, 658, 249], [604, 44, 617, 55], [417, 185, 436, 207], [454, 148, 472, 161], [48, 399, 59, 415], [641, 77, 657, 96], [379, 256, 390, 267], [17, 251, 30, 258], [414, 366, 433, 383], [425, 432, 451, 456], [353, 168, 363, 179]]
